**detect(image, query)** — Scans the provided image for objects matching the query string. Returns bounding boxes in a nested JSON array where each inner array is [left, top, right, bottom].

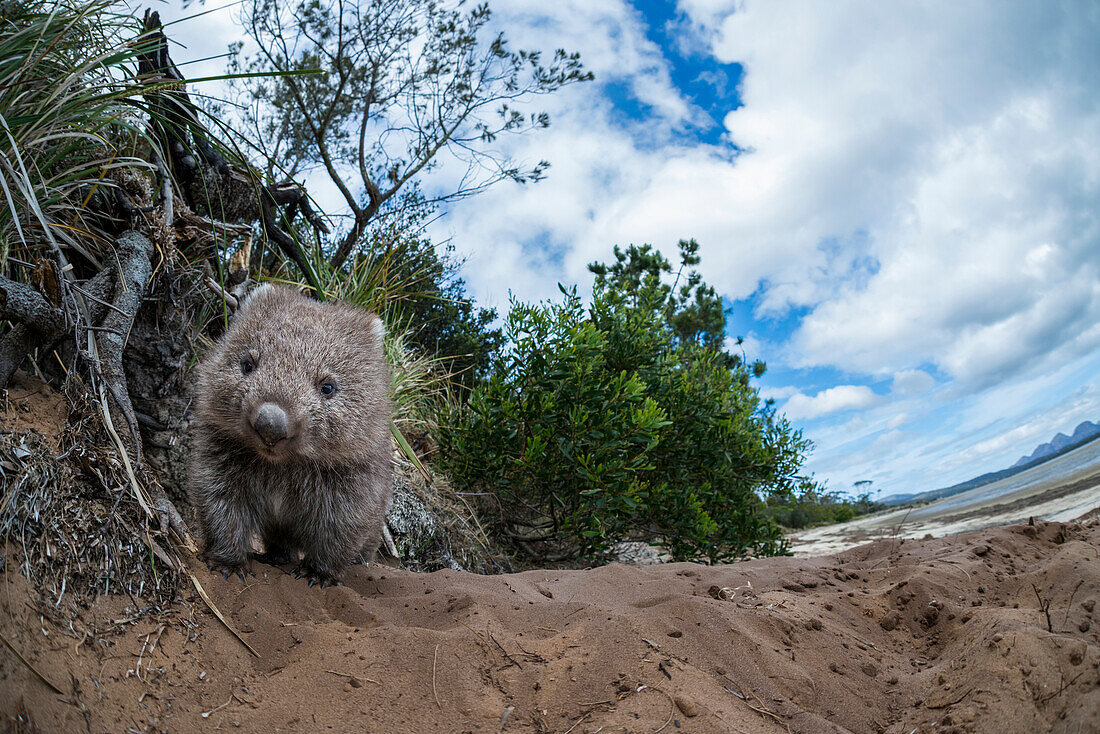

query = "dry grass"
[[0, 387, 179, 611]]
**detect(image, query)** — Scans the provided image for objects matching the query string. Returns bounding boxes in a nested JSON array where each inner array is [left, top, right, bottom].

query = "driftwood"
[[93, 230, 154, 463]]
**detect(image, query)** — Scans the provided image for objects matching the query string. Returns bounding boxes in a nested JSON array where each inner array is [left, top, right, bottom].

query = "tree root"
[[92, 230, 153, 464], [0, 275, 67, 388]]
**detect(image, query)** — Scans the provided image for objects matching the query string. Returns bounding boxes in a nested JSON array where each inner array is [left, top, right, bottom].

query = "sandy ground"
[[2, 519, 1098, 734], [790, 440, 1100, 557]]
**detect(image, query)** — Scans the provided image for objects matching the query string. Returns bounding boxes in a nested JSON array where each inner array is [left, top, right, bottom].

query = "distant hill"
[[1011, 420, 1100, 468], [880, 420, 1100, 506]]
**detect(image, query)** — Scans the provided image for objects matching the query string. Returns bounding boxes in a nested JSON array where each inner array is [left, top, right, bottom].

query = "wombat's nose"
[[251, 403, 289, 445]]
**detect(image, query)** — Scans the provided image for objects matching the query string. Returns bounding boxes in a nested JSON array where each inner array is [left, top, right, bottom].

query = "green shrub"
[[439, 241, 814, 563], [763, 483, 879, 529]]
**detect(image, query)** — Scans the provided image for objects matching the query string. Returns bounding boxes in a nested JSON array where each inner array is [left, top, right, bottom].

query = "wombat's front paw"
[[292, 559, 340, 588], [201, 553, 251, 582]]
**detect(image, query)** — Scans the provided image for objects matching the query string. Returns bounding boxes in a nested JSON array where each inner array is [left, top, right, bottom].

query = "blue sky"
[[175, 0, 1100, 499]]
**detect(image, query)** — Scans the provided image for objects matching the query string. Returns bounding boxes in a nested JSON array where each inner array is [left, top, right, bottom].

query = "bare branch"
[[0, 276, 65, 333], [236, 0, 591, 270]]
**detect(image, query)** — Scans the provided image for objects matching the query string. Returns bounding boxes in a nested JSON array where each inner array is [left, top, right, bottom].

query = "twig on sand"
[[563, 709, 594, 734], [432, 642, 442, 709], [564, 701, 616, 734], [489, 632, 523, 669], [938, 560, 972, 582], [186, 570, 259, 658], [1062, 579, 1084, 630], [497, 705, 514, 732], [650, 686, 676, 733], [325, 669, 379, 685], [926, 687, 975, 709], [1040, 670, 1085, 703], [0, 630, 63, 694], [723, 684, 791, 733], [201, 696, 233, 719], [1032, 584, 1053, 633], [746, 689, 792, 733]]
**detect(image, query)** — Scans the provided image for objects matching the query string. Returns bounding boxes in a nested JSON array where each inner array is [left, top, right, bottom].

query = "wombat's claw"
[[292, 562, 338, 589], [202, 555, 250, 581]]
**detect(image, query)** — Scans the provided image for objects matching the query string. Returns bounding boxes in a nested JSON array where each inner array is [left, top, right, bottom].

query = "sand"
[[2, 518, 1098, 733]]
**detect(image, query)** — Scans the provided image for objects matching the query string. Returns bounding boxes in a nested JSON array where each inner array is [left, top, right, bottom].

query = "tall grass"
[[0, 0, 159, 269], [304, 215, 462, 433], [1, 0, 497, 580]]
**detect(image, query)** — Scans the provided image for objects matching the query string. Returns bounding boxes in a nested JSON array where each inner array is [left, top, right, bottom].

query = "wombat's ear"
[[365, 313, 385, 344], [236, 283, 275, 315]]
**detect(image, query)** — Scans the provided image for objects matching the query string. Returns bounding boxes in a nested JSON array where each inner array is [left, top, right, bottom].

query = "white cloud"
[[758, 384, 797, 403], [681, 1, 1100, 388], [783, 385, 878, 420], [491, 1, 698, 130], [442, 0, 1100, 398], [892, 369, 935, 396], [886, 413, 908, 430]]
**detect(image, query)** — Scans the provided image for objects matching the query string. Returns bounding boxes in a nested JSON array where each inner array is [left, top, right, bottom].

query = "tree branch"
[[259, 184, 324, 295]]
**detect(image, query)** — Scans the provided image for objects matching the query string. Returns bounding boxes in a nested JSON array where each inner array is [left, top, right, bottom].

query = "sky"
[[171, 0, 1100, 499]]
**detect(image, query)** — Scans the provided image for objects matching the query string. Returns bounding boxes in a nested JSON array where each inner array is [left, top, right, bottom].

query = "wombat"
[[189, 284, 392, 587]]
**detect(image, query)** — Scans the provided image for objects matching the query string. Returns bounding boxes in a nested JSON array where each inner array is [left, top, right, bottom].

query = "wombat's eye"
[[319, 380, 337, 397], [240, 355, 256, 375]]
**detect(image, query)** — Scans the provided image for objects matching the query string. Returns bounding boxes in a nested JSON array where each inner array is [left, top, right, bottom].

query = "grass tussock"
[[0, 0, 156, 267]]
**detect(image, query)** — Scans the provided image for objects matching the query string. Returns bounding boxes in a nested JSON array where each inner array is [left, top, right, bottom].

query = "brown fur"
[[189, 284, 392, 586]]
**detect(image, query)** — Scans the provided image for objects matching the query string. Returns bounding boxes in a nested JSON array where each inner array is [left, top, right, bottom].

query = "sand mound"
[[2, 519, 1098, 733]]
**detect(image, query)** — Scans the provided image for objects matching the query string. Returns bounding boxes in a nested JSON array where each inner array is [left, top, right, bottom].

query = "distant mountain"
[[880, 419, 1100, 506], [1011, 421, 1100, 468]]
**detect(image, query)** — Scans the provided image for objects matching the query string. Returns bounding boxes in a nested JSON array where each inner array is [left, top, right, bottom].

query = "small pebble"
[[674, 695, 698, 717]]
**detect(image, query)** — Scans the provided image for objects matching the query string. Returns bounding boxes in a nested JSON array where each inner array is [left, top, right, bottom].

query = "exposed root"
[[0, 275, 67, 388], [92, 230, 153, 464]]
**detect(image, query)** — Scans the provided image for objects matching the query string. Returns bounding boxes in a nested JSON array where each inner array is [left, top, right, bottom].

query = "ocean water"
[[909, 437, 1100, 520], [790, 437, 1100, 556]]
